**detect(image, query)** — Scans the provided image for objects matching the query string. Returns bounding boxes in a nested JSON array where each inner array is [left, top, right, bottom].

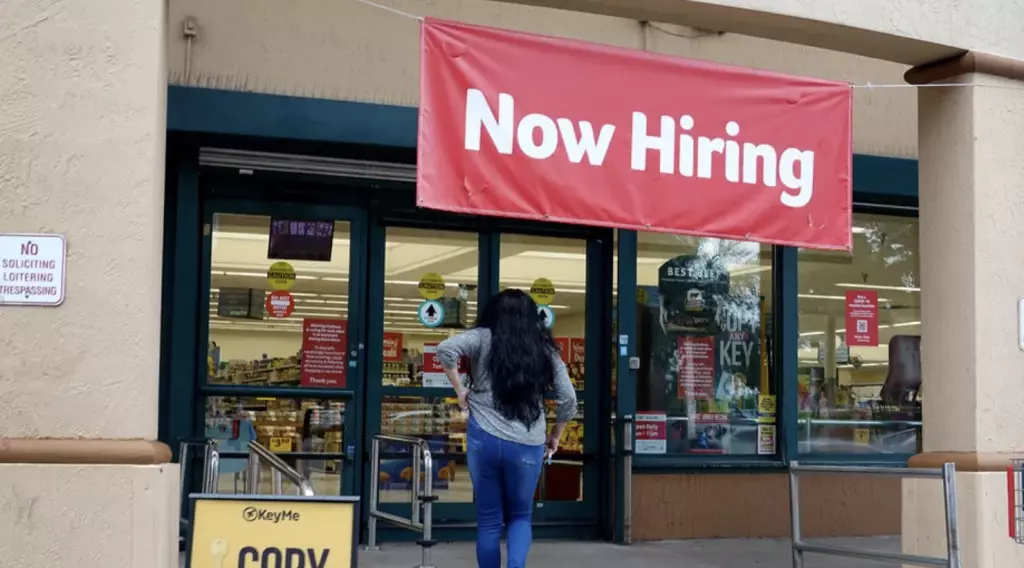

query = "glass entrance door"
[[498, 234, 602, 525], [365, 225, 482, 530], [197, 200, 367, 499], [363, 224, 608, 538]]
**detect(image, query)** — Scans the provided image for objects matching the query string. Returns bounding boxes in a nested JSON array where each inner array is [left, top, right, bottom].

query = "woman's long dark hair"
[[471, 289, 557, 427]]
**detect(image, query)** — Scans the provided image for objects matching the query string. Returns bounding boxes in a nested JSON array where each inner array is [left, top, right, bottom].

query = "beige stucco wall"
[[167, 0, 918, 158], [487, 0, 1014, 65], [0, 0, 176, 567], [0, 0, 167, 440], [0, 464, 180, 568]]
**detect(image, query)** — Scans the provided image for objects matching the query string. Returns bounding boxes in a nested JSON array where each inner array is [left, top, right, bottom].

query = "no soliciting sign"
[[0, 234, 67, 306]]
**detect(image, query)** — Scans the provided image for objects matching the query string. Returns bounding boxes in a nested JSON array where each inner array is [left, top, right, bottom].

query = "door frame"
[[196, 196, 369, 499], [364, 208, 614, 540]]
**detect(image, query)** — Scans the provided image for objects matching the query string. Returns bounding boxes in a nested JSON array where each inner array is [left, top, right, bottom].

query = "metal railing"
[[245, 440, 316, 496], [177, 440, 221, 549], [366, 434, 436, 568], [179, 440, 221, 495], [789, 461, 961, 568]]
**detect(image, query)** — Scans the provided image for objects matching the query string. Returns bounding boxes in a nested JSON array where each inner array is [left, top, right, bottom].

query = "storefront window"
[[379, 227, 479, 503], [500, 234, 586, 501], [634, 234, 775, 457], [206, 213, 352, 388], [797, 213, 921, 455], [204, 396, 344, 495]]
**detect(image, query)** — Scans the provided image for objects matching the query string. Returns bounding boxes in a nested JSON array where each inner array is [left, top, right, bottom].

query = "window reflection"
[[635, 234, 774, 456], [797, 213, 922, 455]]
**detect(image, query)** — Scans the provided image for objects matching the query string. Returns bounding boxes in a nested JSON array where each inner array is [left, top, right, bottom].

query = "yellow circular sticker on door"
[[418, 272, 446, 300], [530, 277, 556, 305], [266, 261, 296, 290]]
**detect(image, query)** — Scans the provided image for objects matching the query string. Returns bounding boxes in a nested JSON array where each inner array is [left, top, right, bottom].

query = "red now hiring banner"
[[418, 18, 853, 250]]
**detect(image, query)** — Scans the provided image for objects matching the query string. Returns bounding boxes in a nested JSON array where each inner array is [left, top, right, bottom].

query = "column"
[[903, 56, 1024, 567], [0, 2, 176, 568]]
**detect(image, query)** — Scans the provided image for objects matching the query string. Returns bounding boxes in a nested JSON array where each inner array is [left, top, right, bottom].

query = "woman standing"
[[437, 289, 577, 568]]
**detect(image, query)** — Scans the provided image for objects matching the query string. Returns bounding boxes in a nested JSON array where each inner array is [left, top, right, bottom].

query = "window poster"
[[635, 412, 667, 454], [300, 319, 347, 388], [689, 412, 731, 454], [845, 289, 879, 346]]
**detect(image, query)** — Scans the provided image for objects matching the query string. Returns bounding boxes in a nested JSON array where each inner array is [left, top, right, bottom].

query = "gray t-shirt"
[[436, 328, 577, 446]]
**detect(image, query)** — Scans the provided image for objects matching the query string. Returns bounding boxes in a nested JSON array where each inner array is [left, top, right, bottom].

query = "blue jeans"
[[467, 418, 545, 568]]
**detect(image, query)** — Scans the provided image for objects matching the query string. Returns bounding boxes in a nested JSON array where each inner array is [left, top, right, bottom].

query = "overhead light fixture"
[[799, 320, 921, 336], [835, 283, 920, 293], [799, 294, 890, 302]]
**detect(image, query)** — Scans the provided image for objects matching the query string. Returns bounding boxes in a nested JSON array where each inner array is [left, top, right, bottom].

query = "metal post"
[[272, 470, 283, 495], [206, 449, 221, 493], [941, 463, 962, 568], [366, 438, 380, 550], [420, 447, 434, 568], [622, 417, 633, 545], [411, 443, 422, 526], [201, 441, 217, 493], [179, 442, 190, 498], [246, 454, 262, 494], [789, 462, 804, 568]]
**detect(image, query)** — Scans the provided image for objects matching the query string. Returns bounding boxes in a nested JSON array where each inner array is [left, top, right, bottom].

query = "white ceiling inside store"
[[209, 212, 919, 365]]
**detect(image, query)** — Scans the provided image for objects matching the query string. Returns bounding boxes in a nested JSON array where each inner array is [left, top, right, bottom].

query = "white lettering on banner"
[[464, 88, 616, 166], [630, 113, 815, 208], [463, 89, 815, 209]]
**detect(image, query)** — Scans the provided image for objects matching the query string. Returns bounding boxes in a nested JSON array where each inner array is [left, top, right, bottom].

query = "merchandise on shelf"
[[205, 397, 345, 458], [381, 361, 412, 386], [545, 400, 584, 453], [214, 355, 301, 385]]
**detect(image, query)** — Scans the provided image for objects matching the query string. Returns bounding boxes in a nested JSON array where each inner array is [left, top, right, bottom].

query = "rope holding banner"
[[353, 0, 423, 21]]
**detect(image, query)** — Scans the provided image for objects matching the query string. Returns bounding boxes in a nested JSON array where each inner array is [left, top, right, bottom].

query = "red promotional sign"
[[383, 332, 404, 362], [300, 319, 348, 388], [569, 338, 585, 364], [845, 290, 879, 346], [554, 337, 570, 364], [423, 343, 470, 388], [419, 18, 853, 250], [264, 290, 294, 318], [677, 336, 715, 400]]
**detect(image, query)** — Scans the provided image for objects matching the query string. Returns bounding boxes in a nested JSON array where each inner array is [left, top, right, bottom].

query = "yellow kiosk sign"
[[188, 494, 358, 568]]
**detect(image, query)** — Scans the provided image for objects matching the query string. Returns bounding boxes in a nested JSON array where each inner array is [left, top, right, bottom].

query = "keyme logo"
[[242, 506, 302, 523]]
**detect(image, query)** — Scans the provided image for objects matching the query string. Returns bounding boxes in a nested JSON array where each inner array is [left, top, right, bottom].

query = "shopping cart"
[[1008, 459, 1024, 542]]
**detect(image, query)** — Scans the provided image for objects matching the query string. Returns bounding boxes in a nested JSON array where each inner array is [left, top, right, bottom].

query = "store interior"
[[203, 211, 921, 495], [204, 215, 590, 500]]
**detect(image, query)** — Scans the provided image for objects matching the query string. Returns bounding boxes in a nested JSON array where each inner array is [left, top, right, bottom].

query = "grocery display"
[[381, 361, 412, 386], [212, 355, 301, 385]]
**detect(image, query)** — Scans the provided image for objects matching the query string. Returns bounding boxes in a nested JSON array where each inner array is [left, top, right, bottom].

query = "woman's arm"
[[548, 354, 578, 442], [436, 329, 483, 398]]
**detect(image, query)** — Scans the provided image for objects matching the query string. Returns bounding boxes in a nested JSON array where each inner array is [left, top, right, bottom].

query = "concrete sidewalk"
[[357, 537, 902, 567], [180, 536, 902, 567]]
